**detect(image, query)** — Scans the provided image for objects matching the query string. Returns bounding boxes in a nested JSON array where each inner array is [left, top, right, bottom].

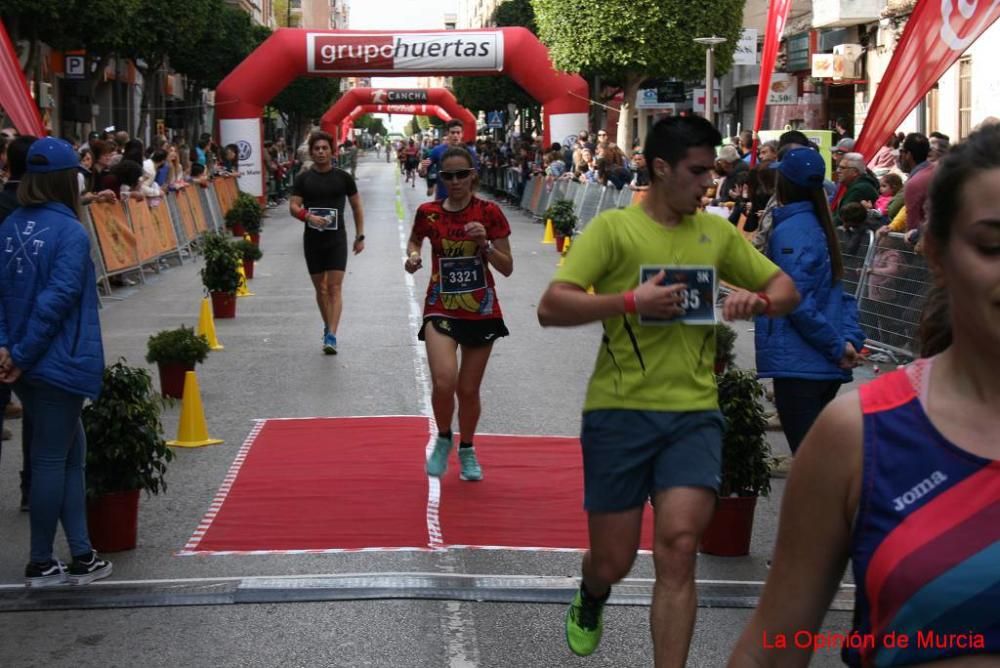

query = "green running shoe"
[[565, 589, 605, 657], [458, 447, 483, 481], [426, 435, 453, 477]]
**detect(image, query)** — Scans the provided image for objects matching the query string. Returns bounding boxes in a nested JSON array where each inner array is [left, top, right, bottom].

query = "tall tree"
[[532, 0, 743, 149], [452, 0, 537, 131], [271, 77, 341, 146]]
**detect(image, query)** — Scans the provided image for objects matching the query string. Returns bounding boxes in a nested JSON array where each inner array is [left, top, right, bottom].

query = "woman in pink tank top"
[[728, 125, 1000, 666]]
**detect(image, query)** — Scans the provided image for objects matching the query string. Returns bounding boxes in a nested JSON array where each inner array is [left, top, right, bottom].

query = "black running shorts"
[[418, 316, 509, 347], [303, 228, 347, 274]]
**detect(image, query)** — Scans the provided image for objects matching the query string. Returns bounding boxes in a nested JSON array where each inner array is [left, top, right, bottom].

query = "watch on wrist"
[[355, 235, 365, 242], [483, 241, 494, 255]]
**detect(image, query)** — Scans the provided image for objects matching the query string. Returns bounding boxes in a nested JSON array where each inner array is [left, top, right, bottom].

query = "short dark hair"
[[446, 119, 463, 131], [642, 116, 722, 171], [778, 130, 810, 149], [308, 131, 334, 152], [190, 163, 206, 177], [929, 131, 950, 142], [6, 135, 37, 180], [440, 145, 475, 169], [902, 133, 930, 163], [112, 159, 143, 189]]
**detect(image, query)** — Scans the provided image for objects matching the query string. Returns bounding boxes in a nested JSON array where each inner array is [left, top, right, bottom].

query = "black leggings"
[[773, 378, 842, 454]]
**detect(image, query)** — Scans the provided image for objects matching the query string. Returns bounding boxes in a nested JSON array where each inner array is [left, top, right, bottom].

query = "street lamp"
[[694, 36, 727, 127]]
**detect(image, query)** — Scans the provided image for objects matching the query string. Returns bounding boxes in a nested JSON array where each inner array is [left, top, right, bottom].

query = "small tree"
[[532, 0, 743, 149]]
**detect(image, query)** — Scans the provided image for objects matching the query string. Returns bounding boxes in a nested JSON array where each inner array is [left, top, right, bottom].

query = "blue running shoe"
[[323, 333, 337, 355], [426, 435, 453, 477]]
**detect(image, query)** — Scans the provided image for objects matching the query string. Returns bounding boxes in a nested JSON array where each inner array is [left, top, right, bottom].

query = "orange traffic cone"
[[196, 297, 223, 350], [542, 219, 555, 244], [167, 371, 223, 448]]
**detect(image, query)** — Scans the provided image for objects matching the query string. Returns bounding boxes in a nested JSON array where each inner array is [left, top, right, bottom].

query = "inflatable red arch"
[[215, 27, 589, 196], [332, 103, 459, 141], [321, 88, 477, 143], [332, 104, 457, 143]]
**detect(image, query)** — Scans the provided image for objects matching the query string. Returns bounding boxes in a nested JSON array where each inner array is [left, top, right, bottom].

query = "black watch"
[[355, 235, 365, 242]]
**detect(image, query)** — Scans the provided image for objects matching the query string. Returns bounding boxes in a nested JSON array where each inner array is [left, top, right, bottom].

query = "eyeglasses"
[[440, 169, 473, 181]]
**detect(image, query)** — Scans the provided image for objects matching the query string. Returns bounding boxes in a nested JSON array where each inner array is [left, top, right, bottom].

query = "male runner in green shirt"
[[537, 115, 799, 667]]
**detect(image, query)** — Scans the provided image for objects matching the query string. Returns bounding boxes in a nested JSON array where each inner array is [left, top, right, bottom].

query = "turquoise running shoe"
[[426, 435, 453, 477], [458, 447, 483, 481], [565, 589, 605, 657]]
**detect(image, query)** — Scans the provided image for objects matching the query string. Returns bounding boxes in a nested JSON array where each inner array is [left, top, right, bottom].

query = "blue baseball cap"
[[26, 137, 79, 174], [770, 147, 826, 188]]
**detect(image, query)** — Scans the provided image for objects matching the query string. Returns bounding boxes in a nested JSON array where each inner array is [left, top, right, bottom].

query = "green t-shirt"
[[552, 205, 779, 413]]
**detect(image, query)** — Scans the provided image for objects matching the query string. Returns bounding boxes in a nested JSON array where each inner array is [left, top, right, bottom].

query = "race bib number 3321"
[[439, 256, 486, 294], [638, 265, 717, 325]]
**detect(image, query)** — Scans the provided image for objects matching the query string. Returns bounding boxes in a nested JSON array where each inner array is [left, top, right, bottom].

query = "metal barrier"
[[576, 183, 604, 228], [520, 175, 538, 210], [836, 228, 875, 300], [855, 232, 932, 361]]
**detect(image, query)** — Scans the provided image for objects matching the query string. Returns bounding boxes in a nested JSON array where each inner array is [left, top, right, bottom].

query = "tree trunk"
[[616, 75, 643, 154]]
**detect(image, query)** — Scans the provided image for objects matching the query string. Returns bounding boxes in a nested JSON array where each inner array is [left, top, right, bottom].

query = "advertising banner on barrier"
[[854, 0, 1000, 161], [307, 32, 504, 73], [149, 201, 179, 253], [220, 119, 263, 197], [89, 203, 139, 273], [751, 0, 792, 153], [173, 191, 201, 240], [127, 200, 161, 263]]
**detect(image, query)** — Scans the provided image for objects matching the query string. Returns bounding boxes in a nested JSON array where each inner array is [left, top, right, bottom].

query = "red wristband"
[[296, 208, 309, 222], [756, 291, 772, 315], [623, 291, 637, 314]]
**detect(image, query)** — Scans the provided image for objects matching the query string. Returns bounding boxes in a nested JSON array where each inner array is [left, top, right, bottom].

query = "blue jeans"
[[0, 383, 34, 495], [16, 378, 92, 563]]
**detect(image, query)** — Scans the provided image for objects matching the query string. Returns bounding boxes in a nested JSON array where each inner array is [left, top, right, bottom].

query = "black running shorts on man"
[[292, 167, 358, 275]]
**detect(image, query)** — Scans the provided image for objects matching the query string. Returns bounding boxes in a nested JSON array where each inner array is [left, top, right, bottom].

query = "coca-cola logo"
[[939, 0, 1000, 51]]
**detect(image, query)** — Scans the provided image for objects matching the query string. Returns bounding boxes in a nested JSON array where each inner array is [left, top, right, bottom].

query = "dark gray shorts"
[[580, 409, 725, 512]]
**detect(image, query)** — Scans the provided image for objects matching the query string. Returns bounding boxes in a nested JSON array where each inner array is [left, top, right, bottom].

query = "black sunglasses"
[[440, 169, 473, 181]]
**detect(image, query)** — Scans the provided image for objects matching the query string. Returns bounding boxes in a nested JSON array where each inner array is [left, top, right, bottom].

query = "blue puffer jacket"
[[0, 202, 104, 399], [755, 201, 865, 382]]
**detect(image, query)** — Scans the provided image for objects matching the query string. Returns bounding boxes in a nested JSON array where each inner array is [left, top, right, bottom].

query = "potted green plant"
[[232, 239, 263, 279], [145, 326, 211, 399], [225, 192, 264, 242], [700, 368, 772, 556], [714, 323, 738, 375], [542, 199, 577, 252], [83, 360, 175, 552], [201, 232, 242, 319]]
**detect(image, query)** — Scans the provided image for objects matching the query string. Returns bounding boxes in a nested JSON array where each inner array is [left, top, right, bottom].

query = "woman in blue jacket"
[[755, 147, 865, 453], [0, 138, 111, 587]]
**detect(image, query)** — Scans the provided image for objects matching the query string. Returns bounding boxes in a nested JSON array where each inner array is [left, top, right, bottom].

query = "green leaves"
[[224, 192, 265, 234], [717, 368, 772, 497], [232, 239, 263, 262], [543, 199, 578, 236], [200, 232, 242, 294], [83, 360, 174, 498], [146, 326, 211, 366]]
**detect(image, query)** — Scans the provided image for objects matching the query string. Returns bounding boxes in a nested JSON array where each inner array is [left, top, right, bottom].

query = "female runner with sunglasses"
[[405, 146, 514, 481]]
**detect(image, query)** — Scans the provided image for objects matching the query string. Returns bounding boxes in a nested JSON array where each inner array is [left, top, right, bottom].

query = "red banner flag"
[[750, 0, 793, 164], [0, 20, 45, 136], [855, 0, 1000, 160]]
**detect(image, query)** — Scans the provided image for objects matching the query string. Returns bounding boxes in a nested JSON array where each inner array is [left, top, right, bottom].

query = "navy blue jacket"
[[755, 201, 865, 382], [0, 202, 104, 399]]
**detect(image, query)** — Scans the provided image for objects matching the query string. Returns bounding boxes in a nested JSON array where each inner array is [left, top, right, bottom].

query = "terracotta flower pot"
[[249, 233, 260, 246], [555, 234, 566, 252], [210, 291, 237, 319], [242, 259, 255, 279], [700, 495, 758, 557], [87, 489, 140, 552], [157, 361, 194, 399], [230, 222, 246, 237]]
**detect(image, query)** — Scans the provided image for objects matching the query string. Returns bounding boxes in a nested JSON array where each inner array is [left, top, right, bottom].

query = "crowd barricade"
[[853, 231, 933, 361], [836, 228, 875, 301], [518, 174, 537, 209], [576, 183, 604, 228], [214, 176, 240, 217], [79, 180, 238, 297]]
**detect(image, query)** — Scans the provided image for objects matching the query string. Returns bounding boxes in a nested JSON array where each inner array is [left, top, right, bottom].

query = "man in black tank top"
[[290, 131, 365, 354]]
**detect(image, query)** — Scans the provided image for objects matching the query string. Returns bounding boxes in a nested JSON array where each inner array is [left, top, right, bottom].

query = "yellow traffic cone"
[[563, 235, 572, 252], [196, 297, 224, 351], [587, 285, 596, 295], [542, 219, 555, 244], [556, 235, 572, 267], [167, 371, 223, 448], [236, 262, 254, 297]]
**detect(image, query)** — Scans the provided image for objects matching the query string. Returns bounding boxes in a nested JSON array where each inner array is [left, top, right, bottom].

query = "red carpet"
[[183, 416, 654, 554], [439, 434, 654, 551], [188, 416, 431, 553]]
